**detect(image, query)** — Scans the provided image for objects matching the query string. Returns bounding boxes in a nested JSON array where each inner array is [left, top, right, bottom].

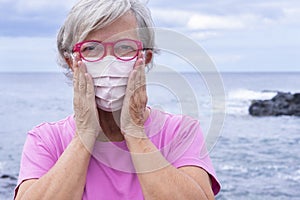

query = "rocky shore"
[[249, 92, 300, 116]]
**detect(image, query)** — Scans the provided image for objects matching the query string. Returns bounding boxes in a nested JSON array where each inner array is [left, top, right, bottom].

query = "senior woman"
[[15, 0, 220, 199]]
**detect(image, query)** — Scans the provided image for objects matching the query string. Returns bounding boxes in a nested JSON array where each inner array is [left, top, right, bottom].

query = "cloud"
[[0, 0, 299, 72], [210, 54, 243, 65], [282, 7, 300, 25], [149, 0, 300, 30], [0, 0, 76, 37], [0, 0, 72, 17], [16, 0, 76, 14], [152, 9, 250, 30], [187, 14, 245, 30], [13, 0, 75, 13], [151, 9, 191, 27], [151, 7, 287, 31], [189, 31, 219, 41]]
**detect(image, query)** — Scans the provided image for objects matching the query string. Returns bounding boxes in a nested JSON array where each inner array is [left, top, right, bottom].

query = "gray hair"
[[57, 0, 155, 79]]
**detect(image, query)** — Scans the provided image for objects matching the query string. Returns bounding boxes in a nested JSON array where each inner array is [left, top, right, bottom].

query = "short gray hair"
[[57, 0, 155, 78]]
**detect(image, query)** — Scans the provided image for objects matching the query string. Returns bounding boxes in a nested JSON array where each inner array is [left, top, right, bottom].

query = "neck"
[[96, 107, 150, 142], [97, 109, 123, 142]]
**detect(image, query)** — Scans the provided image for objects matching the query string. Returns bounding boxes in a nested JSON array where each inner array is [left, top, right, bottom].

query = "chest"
[[83, 158, 144, 200]]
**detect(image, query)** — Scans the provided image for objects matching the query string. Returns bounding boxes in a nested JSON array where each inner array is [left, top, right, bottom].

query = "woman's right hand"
[[72, 53, 101, 151]]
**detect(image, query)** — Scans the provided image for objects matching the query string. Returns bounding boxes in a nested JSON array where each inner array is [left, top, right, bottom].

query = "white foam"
[[220, 164, 248, 173], [0, 161, 5, 173], [278, 172, 300, 181], [226, 89, 278, 116], [228, 89, 277, 101]]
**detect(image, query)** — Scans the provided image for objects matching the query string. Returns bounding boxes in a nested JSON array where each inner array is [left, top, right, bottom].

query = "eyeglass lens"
[[80, 40, 139, 61]]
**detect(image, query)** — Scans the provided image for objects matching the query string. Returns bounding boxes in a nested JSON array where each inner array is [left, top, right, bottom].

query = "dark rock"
[[0, 174, 17, 180], [249, 92, 300, 117]]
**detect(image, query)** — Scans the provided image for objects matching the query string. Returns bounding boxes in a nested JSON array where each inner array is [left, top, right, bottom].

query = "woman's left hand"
[[121, 52, 148, 138]]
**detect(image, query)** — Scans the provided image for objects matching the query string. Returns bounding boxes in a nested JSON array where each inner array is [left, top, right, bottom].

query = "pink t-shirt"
[[16, 108, 220, 199]]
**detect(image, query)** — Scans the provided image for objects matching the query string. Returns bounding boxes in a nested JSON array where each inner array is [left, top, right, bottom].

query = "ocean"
[[0, 72, 299, 199]]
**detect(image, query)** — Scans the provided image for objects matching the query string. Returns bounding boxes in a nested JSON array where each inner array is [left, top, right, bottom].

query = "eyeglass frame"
[[72, 38, 148, 62]]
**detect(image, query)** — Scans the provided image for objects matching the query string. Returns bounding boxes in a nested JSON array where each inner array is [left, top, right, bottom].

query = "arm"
[[121, 52, 215, 200], [125, 136, 214, 200], [16, 136, 93, 200], [16, 57, 100, 200]]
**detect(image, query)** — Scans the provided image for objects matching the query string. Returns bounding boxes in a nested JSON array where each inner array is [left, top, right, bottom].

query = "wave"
[[226, 89, 278, 116], [228, 89, 278, 101]]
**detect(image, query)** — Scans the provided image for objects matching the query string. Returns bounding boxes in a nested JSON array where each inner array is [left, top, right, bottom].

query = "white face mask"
[[84, 56, 136, 112]]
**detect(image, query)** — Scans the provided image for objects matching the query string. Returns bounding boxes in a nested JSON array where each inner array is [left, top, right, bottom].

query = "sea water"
[[0, 72, 299, 199]]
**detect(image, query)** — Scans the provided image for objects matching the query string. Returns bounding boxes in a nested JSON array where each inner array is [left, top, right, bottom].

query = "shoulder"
[[27, 115, 75, 152], [148, 108, 199, 125], [145, 108, 203, 152], [146, 108, 200, 135], [31, 115, 75, 136]]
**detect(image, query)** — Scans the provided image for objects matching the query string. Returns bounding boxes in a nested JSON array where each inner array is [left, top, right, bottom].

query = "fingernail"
[[73, 53, 80, 60], [137, 51, 142, 58], [136, 58, 142, 66], [78, 61, 83, 67], [72, 53, 76, 59]]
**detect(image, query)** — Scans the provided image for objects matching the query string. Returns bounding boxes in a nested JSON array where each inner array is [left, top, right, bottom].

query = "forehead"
[[85, 11, 139, 42]]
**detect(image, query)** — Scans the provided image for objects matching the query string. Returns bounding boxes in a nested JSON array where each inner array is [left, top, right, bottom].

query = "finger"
[[140, 59, 147, 98], [123, 70, 137, 119], [85, 73, 95, 100], [73, 53, 80, 90], [78, 61, 87, 74], [140, 55, 146, 86], [72, 53, 81, 71], [135, 55, 147, 114], [133, 51, 144, 70], [135, 58, 144, 90], [73, 54, 81, 112], [127, 69, 138, 94], [73, 69, 79, 94], [78, 62, 87, 96]]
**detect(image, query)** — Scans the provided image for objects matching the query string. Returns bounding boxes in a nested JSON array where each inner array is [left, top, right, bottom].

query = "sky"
[[0, 0, 299, 72]]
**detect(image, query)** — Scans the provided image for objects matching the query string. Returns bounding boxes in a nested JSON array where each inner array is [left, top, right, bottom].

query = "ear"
[[64, 52, 74, 71], [144, 50, 153, 65]]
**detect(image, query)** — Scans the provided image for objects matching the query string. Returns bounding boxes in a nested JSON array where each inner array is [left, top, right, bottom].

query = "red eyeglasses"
[[73, 39, 143, 62]]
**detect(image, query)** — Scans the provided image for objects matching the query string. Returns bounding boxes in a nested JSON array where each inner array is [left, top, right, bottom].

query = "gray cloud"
[[0, 1, 71, 37], [0, 0, 299, 72]]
